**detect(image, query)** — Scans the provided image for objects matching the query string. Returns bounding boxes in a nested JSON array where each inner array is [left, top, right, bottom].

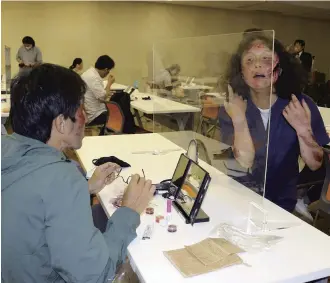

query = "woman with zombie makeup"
[[219, 32, 329, 212]]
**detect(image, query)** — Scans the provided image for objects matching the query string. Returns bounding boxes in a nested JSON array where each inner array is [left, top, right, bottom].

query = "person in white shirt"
[[81, 55, 115, 135], [154, 64, 181, 95]]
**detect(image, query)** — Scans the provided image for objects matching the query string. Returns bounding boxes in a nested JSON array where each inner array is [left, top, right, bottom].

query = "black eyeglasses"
[[114, 168, 146, 184]]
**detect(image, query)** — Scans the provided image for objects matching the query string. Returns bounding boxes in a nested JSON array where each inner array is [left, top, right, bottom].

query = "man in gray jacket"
[[1, 64, 155, 282]]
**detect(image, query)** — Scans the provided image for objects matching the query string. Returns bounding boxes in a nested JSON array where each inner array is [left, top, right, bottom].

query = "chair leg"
[[206, 125, 215, 138], [209, 125, 217, 139], [201, 122, 208, 136], [313, 210, 320, 227], [196, 116, 203, 133]]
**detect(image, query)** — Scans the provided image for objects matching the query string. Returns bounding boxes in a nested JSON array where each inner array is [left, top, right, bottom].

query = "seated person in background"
[[16, 36, 42, 74], [82, 55, 115, 135], [219, 33, 328, 212], [2, 64, 155, 282], [69, 57, 84, 74], [154, 64, 181, 95]]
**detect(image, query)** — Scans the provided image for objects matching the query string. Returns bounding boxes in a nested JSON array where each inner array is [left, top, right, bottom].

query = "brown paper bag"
[[185, 238, 230, 266], [164, 238, 243, 277]]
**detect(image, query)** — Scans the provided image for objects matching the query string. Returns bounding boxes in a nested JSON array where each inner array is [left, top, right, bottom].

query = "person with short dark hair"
[[16, 36, 42, 74], [2, 63, 155, 282], [82, 55, 116, 135], [294, 39, 313, 72], [70, 57, 83, 74], [219, 33, 328, 212]]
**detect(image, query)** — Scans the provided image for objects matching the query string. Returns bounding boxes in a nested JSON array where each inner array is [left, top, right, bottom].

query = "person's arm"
[[165, 86, 173, 91], [286, 44, 294, 54], [44, 164, 140, 282], [232, 119, 255, 169], [16, 48, 23, 64], [283, 95, 328, 171], [171, 75, 181, 87], [172, 80, 181, 88], [163, 71, 173, 91], [298, 97, 329, 170], [35, 47, 43, 65], [219, 86, 255, 168], [219, 107, 255, 169], [297, 129, 323, 171], [91, 79, 108, 102], [105, 75, 115, 98]]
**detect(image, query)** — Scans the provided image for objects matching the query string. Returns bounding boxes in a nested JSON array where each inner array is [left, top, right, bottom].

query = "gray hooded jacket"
[[1, 134, 139, 282]]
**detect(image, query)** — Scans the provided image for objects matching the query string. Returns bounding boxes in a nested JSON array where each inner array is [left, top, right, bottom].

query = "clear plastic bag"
[[214, 223, 283, 253]]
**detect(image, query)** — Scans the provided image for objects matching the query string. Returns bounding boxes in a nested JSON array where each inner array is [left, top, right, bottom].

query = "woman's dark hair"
[[70, 58, 83, 70], [10, 63, 87, 143], [95, 55, 115, 70], [226, 32, 306, 100], [22, 36, 35, 47]]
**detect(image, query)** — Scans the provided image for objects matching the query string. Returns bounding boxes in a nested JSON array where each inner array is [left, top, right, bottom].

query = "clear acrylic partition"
[[149, 31, 276, 232]]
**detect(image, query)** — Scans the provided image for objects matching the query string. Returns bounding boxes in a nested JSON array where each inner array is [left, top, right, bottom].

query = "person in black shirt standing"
[[293, 39, 313, 73]]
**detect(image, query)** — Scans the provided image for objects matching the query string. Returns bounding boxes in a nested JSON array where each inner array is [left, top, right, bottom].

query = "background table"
[[1, 94, 10, 134], [76, 133, 330, 283], [103, 81, 201, 130], [318, 107, 330, 127], [181, 84, 213, 91], [131, 93, 200, 131], [103, 81, 129, 91], [1, 94, 10, 118]]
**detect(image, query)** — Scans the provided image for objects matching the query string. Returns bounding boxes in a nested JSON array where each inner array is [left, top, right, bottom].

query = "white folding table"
[[131, 93, 201, 131], [103, 81, 201, 130], [1, 94, 10, 134], [76, 133, 330, 283], [318, 107, 330, 128], [1, 94, 10, 118]]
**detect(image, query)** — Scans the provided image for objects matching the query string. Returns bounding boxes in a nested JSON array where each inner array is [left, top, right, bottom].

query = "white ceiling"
[[159, 1, 330, 21]]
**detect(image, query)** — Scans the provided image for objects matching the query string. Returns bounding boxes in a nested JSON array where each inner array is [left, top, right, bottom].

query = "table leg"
[[1, 117, 7, 135], [174, 113, 190, 131], [133, 109, 143, 128], [2, 117, 7, 124], [1, 124, 7, 135]]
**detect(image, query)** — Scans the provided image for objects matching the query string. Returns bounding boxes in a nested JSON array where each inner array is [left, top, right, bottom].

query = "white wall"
[[2, 1, 330, 83]]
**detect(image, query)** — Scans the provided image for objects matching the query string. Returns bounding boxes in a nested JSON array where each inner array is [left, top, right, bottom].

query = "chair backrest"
[[110, 92, 136, 134], [200, 95, 220, 120], [196, 139, 212, 165], [105, 102, 125, 133], [326, 183, 330, 202]]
